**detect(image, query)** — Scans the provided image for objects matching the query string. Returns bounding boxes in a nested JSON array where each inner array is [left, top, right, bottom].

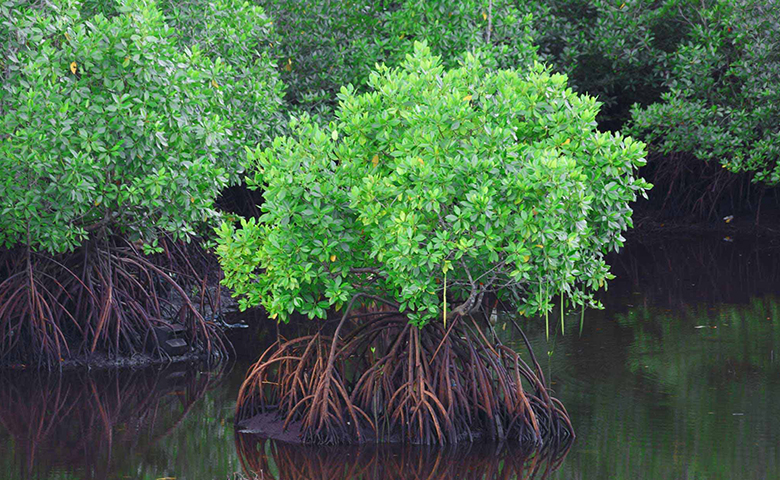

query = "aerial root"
[[0, 236, 226, 366], [236, 310, 574, 447]]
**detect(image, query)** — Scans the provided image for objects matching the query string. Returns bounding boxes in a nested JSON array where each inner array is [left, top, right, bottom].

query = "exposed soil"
[[237, 411, 307, 444]]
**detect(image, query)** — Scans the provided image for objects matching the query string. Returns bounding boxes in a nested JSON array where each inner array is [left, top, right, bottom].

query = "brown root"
[[236, 310, 575, 448], [0, 236, 226, 366]]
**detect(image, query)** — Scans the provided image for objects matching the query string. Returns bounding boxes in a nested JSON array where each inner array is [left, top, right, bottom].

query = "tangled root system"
[[0, 236, 226, 366], [236, 308, 574, 448]]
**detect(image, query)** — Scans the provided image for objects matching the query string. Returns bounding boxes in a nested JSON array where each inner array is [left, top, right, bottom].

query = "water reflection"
[[0, 237, 778, 479], [576, 297, 780, 479], [536, 292, 780, 479], [606, 237, 780, 305], [235, 433, 571, 479], [0, 364, 225, 479], [506, 238, 780, 479]]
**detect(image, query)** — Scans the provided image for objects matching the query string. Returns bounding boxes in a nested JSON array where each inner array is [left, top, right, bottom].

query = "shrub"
[[0, 0, 282, 254], [216, 42, 650, 327], [0, 0, 281, 363], [629, 0, 780, 185]]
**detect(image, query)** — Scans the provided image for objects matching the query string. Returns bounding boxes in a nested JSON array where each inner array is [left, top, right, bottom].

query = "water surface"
[[1, 236, 778, 479]]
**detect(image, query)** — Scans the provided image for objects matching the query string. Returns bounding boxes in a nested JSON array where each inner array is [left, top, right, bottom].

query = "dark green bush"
[[526, 0, 701, 126], [259, 0, 538, 116], [629, 0, 780, 185]]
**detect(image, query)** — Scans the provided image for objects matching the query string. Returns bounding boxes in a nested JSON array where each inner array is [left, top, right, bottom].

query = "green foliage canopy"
[[0, 0, 283, 254], [216, 43, 650, 326]]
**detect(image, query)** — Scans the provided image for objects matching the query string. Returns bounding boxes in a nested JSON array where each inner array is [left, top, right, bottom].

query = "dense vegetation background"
[[1, 0, 778, 365]]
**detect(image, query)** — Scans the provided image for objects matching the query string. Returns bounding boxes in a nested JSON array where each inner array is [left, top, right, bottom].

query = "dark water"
[[1, 236, 779, 479]]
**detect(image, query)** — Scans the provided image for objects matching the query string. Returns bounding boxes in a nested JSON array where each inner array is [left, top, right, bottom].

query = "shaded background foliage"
[[629, 0, 780, 185], [258, 0, 539, 118], [524, 0, 780, 219]]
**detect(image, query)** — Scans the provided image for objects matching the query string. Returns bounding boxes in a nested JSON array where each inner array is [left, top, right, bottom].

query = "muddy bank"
[[237, 412, 309, 445]]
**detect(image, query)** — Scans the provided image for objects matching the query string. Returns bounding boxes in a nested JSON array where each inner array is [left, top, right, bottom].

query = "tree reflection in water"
[[0, 363, 225, 479], [235, 431, 571, 480]]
